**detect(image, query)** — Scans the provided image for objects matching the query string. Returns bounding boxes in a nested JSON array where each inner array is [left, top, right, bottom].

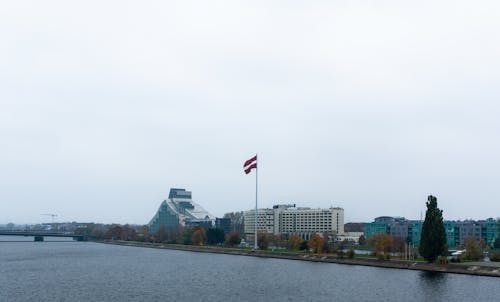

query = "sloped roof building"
[[149, 188, 215, 234]]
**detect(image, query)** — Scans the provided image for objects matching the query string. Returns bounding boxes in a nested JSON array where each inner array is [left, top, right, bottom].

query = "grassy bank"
[[97, 240, 500, 278]]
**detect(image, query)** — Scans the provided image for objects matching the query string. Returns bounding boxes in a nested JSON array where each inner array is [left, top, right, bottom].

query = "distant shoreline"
[[98, 240, 500, 278]]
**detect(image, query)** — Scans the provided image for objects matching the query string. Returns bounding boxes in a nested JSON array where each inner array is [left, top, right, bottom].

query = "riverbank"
[[101, 240, 500, 278]]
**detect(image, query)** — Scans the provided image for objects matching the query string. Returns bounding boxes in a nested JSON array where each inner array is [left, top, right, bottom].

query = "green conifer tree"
[[419, 195, 447, 262]]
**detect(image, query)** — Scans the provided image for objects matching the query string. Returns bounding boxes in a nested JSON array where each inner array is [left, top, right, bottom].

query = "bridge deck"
[[0, 231, 85, 239]]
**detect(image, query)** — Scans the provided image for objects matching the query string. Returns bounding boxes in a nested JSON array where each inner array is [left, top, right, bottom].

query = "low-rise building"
[[365, 216, 499, 248], [334, 232, 364, 244]]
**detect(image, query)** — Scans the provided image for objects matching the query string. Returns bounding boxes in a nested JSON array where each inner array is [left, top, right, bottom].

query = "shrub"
[[437, 256, 448, 264], [347, 249, 355, 259], [450, 257, 461, 263], [225, 231, 241, 247], [489, 251, 500, 262]]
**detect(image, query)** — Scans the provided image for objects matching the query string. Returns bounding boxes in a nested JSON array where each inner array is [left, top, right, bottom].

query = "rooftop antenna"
[[41, 213, 58, 224]]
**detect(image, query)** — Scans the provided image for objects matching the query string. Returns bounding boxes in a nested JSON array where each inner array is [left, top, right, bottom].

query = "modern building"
[[365, 216, 499, 248], [244, 204, 344, 241], [149, 188, 215, 234], [365, 216, 397, 240], [215, 218, 232, 234], [334, 232, 364, 244], [480, 219, 498, 247]]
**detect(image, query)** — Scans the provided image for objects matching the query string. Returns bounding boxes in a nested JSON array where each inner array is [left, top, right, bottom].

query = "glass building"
[[148, 188, 215, 234], [365, 217, 499, 248]]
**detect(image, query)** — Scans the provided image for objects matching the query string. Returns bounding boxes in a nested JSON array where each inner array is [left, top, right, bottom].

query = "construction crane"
[[41, 213, 58, 224]]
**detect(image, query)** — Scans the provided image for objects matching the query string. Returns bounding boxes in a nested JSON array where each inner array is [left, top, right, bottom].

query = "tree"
[[225, 231, 241, 247], [137, 225, 152, 242], [121, 224, 137, 241], [206, 228, 225, 245], [166, 225, 184, 243], [299, 240, 309, 251], [494, 237, 500, 249], [419, 195, 447, 262], [336, 239, 347, 258], [464, 237, 482, 261], [308, 234, 325, 253], [182, 228, 193, 245], [104, 224, 123, 240], [346, 249, 355, 259], [392, 237, 407, 254], [257, 233, 270, 250], [358, 235, 366, 246], [155, 225, 168, 243], [191, 227, 206, 246], [369, 233, 393, 256], [287, 234, 304, 250], [223, 211, 245, 235], [489, 251, 500, 262]]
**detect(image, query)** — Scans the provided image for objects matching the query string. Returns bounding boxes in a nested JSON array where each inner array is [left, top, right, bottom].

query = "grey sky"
[[1, 1, 499, 224]]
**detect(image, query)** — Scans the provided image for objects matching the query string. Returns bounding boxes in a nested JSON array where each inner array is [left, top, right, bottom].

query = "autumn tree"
[[155, 225, 168, 243], [90, 226, 105, 240], [308, 234, 325, 253], [166, 225, 184, 243], [191, 226, 206, 246], [257, 233, 270, 250], [287, 234, 304, 250], [137, 225, 152, 242], [392, 237, 407, 254], [419, 195, 447, 262], [464, 237, 482, 261], [121, 224, 137, 241], [369, 233, 393, 256], [225, 231, 241, 247], [104, 224, 123, 240]]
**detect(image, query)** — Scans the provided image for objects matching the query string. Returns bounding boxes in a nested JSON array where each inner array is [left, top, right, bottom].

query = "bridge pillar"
[[34, 236, 44, 242]]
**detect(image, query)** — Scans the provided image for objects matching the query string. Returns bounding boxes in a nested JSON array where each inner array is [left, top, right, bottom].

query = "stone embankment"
[[101, 240, 500, 278]]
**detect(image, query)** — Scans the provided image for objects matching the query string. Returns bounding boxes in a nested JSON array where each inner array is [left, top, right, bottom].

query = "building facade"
[[244, 204, 344, 240], [215, 218, 232, 234], [149, 188, 215, 234], [365, 217, 499, 248]]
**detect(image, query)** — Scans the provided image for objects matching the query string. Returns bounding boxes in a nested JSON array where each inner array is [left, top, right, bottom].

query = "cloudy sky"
[[1, 0, 499, 224]]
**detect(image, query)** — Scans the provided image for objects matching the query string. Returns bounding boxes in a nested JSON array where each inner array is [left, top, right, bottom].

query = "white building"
[[334, 232, 364, 244], [244, 204, 344, 240]]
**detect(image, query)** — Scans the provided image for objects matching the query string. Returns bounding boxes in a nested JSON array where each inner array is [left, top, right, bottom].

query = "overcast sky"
[[1, 0, 499, 225]]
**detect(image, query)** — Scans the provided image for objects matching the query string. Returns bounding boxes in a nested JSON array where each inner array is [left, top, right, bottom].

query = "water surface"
[[1, 238, 498, 302]]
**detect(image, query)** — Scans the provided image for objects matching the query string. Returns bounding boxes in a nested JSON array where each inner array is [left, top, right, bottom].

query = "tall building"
[[244, 204, 344, 241], [149, 188, 215, 234]]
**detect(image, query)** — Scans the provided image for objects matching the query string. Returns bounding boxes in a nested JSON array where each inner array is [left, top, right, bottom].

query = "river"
[[1, 237, 498, 301]]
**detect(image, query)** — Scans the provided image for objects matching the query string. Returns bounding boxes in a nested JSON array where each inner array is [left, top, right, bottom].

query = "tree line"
[[75, 223, 244, 247]]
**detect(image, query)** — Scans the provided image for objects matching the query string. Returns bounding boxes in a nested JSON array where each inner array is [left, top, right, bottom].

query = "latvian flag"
[[243, 155, 257, 174]]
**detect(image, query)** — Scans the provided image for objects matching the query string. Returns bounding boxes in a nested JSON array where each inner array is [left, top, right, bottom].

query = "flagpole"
[[254, 154, 258, 250]]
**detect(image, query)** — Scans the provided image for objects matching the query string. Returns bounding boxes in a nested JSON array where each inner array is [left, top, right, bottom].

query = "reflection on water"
[[418, 271, 447, 301], [419, 271, 447, 283]]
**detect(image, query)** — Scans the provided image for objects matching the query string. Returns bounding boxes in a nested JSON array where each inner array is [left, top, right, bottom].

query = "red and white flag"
[[243, 155, 257, 174]]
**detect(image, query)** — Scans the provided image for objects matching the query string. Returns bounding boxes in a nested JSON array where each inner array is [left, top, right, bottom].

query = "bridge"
[[0, 231, 87, 242]]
